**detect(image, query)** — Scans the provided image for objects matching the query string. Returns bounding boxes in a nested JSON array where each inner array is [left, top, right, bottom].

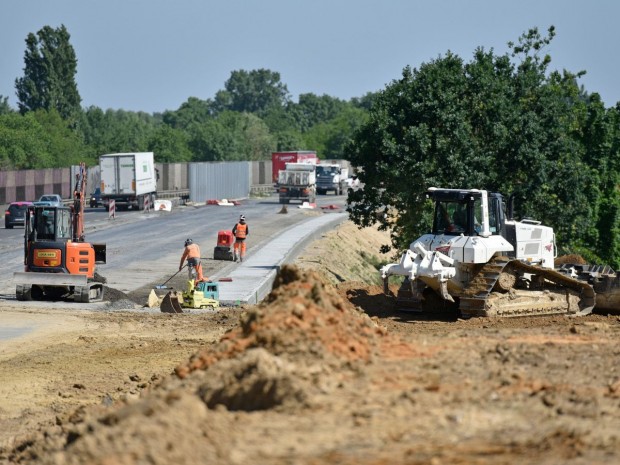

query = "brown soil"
[[1, 222, 620, 464]]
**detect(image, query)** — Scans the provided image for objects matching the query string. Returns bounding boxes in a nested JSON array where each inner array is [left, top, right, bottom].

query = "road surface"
[[0, 193, 348, 303]]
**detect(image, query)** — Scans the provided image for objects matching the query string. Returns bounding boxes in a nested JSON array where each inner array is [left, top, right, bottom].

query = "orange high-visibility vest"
[[234, 223, 247, 239]]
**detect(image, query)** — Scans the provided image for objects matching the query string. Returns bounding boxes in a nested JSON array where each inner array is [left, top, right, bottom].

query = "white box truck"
[[100, 152, 158, 211], [277, 162, 316, 204]]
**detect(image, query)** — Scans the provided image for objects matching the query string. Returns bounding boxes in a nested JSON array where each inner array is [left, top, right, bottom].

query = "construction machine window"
[[36, 208, 71, 240], [435, 200, 500, 236], [57, 209, 71, 239], [435, 201, 466, 234]]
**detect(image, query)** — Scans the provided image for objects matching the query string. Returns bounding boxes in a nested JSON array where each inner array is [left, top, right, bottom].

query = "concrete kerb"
[[216, 212, 348, 306]]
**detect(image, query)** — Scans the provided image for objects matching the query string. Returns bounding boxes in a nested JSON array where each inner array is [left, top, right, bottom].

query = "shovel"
[[155, 265, 186, 289]]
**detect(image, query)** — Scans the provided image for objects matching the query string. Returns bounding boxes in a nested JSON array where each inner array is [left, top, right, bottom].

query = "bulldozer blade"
[[160, 291, 184, 313]]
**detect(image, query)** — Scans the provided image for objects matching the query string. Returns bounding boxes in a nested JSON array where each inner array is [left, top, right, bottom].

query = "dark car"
[[90, 188, 102, 208], [5, 201, 33, 229]]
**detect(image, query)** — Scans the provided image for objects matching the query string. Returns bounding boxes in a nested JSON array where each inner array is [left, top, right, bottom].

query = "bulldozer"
[[160, 279, 220, 313], [381, 187, 620, 318], [14, 163, 106, 302]]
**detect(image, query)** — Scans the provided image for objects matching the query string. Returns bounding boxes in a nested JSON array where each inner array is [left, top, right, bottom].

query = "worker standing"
[[179, 238, 205, 282], [232, 215, 249, 262]]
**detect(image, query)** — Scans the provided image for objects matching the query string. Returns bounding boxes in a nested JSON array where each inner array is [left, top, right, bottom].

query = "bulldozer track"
[[459, 256, 596, 318]]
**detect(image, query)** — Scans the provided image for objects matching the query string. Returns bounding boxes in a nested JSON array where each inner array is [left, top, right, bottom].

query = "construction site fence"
[[0, 159, 352, 205]]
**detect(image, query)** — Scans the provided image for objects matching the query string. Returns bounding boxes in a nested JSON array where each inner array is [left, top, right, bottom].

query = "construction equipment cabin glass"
[[429, 189, 504, 237]]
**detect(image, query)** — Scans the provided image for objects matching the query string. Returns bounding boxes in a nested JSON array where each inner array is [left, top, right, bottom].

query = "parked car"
[[5, 201, 33, 229], [34, 194, 63, 207], [90, 188, 102, 208]]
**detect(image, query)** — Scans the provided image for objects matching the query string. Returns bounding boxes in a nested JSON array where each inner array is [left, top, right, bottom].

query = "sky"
[[1, 0, 619, 114]]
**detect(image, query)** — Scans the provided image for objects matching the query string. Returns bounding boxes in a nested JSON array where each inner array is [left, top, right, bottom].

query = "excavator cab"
[[26, 206, 72, 242]]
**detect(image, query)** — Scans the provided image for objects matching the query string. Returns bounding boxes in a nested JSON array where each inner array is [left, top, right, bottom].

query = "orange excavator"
[[14, 162, 107, 302]]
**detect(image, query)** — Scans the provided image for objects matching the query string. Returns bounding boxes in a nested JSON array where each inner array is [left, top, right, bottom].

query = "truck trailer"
[[272, 151, 318, 187], [100, 152, 158, 211]]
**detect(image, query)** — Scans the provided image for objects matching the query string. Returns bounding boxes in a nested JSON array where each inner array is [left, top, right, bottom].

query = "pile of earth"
[[6, 265, 407, 464]]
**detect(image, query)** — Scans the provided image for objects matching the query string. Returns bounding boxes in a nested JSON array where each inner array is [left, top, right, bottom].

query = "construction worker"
[[232, 215, 249, 262], [179, 238, 205, 282]]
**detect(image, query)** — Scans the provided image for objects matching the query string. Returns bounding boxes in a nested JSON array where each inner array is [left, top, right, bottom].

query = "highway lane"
[[0, 193, 348, 298]]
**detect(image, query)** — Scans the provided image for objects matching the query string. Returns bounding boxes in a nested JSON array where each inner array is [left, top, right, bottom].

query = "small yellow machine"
[[161, 280, 220, 313]]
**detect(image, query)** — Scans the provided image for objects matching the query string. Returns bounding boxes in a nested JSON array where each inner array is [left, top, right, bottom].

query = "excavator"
[[381, 187, 620, 318], [14, 163, 107, 302]]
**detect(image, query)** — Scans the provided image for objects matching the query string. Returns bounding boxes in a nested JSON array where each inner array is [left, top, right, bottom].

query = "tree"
[[346, 27, 619, 267], [302, 105, 368, 159], [79, 107, 156, 155], [32, 109, 91, 166], [0, 112, 48, 169], [162, 97, 215, 129], [0, 95, 14, 115], [219, 69, 290, 115], [148, 125, 192, 163], [187, 111, 274, 162], [289, 93, 348, 132], [0, 109, 87, 170], [15, 25, 81, 120]]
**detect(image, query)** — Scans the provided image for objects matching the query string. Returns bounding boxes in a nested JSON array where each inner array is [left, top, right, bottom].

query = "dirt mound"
[[5, 265, 397, 464], [555, 254, 588, 266], [175, 265, 389, 379], [197, 347, 312, 411], [103, 285, 140, 310]]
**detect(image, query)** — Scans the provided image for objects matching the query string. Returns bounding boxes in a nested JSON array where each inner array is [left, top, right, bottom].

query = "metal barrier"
[[157, 189, 189, 200]]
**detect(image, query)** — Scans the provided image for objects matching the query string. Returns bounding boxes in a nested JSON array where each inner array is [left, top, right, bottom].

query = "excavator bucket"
[[160, 291, 184, 313]]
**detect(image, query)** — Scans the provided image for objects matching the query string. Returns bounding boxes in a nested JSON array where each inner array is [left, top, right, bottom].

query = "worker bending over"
[[179, 238, 205, 282], [232, 215, 249, 262]]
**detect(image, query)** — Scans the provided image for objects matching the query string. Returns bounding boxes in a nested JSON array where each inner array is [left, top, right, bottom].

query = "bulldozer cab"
[[429, 189, 505, 237]]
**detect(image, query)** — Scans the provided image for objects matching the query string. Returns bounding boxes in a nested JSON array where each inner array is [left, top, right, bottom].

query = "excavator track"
[[459, 257, 596, 318]]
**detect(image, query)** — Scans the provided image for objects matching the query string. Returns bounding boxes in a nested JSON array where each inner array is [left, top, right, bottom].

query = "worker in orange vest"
[[232, 215, 249, 262], [179, 238, 205, 282]]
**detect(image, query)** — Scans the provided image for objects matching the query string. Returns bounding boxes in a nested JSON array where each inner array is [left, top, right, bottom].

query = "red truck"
[[272, 151, 318, 186]]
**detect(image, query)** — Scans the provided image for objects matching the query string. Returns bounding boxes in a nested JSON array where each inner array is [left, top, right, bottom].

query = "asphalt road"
[[0, 193, 348, 300]]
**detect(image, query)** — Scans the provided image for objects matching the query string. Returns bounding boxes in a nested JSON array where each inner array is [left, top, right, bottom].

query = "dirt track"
[[1, 221, 619, 464]]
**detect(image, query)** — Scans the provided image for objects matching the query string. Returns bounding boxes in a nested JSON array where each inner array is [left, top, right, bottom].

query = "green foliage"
[[162, 97, 215, 129], [300, 103, 368, 159], [0, 112, 48, 169], [187, 111, 275, 161], [0, 109, 86, 169], [220, 69, 290, 115], [32, 109, 91, 166], [0, 96, 14, 115], [15, 25, 81, 121], [290, 93, 348, 132], [148, 125, 192, 163], [79, 107, 156, 155], [346, 26, 620, 267]]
